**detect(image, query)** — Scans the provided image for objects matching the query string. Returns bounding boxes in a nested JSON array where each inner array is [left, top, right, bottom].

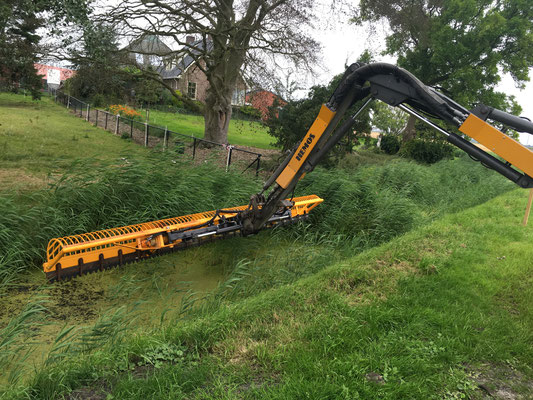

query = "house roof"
[[160, 39, 213, 80], [125, 35, 172, 56]]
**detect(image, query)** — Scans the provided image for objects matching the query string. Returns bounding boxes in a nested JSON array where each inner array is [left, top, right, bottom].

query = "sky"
[[307, 17, 533, 145]]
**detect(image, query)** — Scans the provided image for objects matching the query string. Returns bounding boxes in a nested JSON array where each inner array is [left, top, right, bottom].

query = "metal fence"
[[54, 91, 263, 176]]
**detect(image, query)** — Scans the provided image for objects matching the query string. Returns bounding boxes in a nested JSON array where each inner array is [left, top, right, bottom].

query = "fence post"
[[163, 127, 168, 150], [79, 102, 82, 117], [130, 120, 133, 138], [115, 115, 120, 135], [86, 105, 90, 122], [95, 109, 98, 127], [226, 145, 233, 172], [144, 122, 149, 147], [67, 95, 70, 109], [256, 155, 261, 176], [192, 138, 197, 159], [523, 189, 533, 226], [104, 112, 108, 130]]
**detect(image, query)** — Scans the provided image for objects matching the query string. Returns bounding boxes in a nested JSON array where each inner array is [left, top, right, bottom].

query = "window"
[[135, 53, 144, 65], [231, 88, 245, 106], [149, 55, 162, 67], [187, 82, 197, 99]]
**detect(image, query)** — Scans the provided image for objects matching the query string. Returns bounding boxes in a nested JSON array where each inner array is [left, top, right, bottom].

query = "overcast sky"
[[308, 17, 533, 145]]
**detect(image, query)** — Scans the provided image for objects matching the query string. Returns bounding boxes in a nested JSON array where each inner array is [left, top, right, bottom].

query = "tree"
[[66, 24, 131, 103], [354, 0, 533, 142], [0, 0, 90, 98], [267, 71, 372, 159], [372, 101, 408, 136], [101, 0, 320, 144], [0, 0, 48, 98]]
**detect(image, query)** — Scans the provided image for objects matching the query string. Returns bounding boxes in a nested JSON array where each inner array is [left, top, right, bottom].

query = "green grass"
[[147, 109, 276, 149], [1, 91, 531, 398], [5, 188, 531, 399], [0, 93, 147, 180]]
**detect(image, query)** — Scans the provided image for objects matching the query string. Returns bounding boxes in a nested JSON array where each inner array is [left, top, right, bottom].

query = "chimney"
[[186, 36, 195, 45]]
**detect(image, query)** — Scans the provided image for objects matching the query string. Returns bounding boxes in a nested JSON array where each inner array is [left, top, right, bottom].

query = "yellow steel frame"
[[43, 195, 324, 276]]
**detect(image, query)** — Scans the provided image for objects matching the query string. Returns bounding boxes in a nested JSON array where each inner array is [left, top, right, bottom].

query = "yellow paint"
[[276, 104, 336, 188], [459, 114, 533, 177]]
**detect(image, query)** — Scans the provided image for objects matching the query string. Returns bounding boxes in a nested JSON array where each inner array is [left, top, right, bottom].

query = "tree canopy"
[[0, 0, 90, 98], [267, 72, 372, 158], [354, 0, 533, 140]]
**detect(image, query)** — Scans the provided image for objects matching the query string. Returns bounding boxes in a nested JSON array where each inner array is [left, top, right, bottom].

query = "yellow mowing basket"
[[43, 195, 323, 281]]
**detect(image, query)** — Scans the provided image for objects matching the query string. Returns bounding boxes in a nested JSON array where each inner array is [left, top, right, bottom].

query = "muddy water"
[[0, 246, 228, 384]]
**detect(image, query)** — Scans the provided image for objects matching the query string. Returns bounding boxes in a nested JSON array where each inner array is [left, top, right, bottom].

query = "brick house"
[[127, 35, 246, 106], [245, 89, 287, 120]]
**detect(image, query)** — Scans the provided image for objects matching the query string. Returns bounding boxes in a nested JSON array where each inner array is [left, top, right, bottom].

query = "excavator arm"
[[239, 62, 533, 234], [43, 62, 533, 281]]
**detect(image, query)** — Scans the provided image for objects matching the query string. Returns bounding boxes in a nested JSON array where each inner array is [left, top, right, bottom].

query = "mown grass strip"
[[147, 109, 276, 149], [11, 188, 532, 399]]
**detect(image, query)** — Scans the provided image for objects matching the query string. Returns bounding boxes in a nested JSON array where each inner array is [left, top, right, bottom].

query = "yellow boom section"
[[459, 114, 533, 178], [43, 195, 323, 281], [276, 105, 336, 188]]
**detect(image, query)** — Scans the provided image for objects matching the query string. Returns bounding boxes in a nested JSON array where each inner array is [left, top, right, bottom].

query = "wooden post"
[[226, 146, 233, 172], [86, 104, 90, 121], [95, 109, 99, 127], [163, 126, 168, 149], [104, 112, 108, 130], [255, 155, 261, 177], [67, 95, 70, 109], [130, 119, 133, 138], [144, 122, 149, 147], [115, 115, 120, 135], [522, 189, 533, 226]]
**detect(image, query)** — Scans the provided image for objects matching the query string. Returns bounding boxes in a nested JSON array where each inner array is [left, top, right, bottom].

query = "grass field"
[[0, 93, 147, 191], [2, 189, 531, 399], [1, 92, 531, 398], [146, 109, 276, 149]]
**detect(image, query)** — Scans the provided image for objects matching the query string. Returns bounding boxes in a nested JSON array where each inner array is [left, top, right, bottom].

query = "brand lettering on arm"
[[295, 134, 316, 161]]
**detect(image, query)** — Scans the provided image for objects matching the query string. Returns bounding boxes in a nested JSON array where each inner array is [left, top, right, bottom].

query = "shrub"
[[380, 134, 401, 155], [400, 139, 453, 164], [234, 105, 262, 121], [91, 94, 106, 108], [108, 104, 143, 121]]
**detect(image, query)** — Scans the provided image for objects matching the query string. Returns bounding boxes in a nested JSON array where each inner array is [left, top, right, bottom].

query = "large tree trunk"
[[204, 86, 232, 144], [402, 115, 417, 143]]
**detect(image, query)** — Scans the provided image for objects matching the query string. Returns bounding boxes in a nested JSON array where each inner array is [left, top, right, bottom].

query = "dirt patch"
[[0, 168, 47, 191], [65, 380, 110, 400], [468, 362, 533, 399]]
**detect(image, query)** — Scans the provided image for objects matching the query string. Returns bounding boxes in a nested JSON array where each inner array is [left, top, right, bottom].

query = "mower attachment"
[[43, 195, 323, 282]]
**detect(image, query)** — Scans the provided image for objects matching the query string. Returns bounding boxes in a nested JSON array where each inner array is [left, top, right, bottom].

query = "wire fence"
[[54, 91, 263, 176]]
